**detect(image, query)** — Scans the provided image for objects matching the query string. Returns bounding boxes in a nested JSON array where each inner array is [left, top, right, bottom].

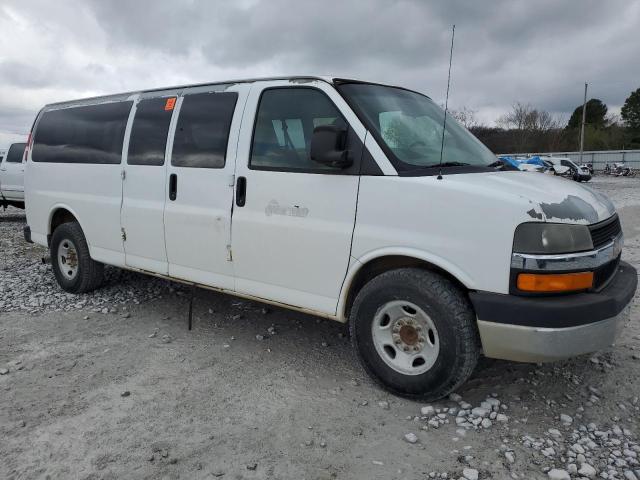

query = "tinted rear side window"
[[33, 102, 132, 164], [171, 92, 238, 168], [127, 97, 175, 166], [6, 143, 26, 163]]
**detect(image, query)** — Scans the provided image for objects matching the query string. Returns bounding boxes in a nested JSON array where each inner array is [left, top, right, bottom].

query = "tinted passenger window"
[[6, 143, 26, 163], [33, 102, 132, 164], [127, 97, 174, 166], [250, 88, 346, 172], [172, 92, 238, 168]]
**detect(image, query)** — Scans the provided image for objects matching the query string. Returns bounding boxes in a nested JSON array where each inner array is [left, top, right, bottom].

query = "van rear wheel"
[[50, 221, 104, 293], [349, 268, 480, 401]]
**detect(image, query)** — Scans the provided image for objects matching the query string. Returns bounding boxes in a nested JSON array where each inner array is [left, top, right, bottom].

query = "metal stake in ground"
[[188, 284, 196, 331]]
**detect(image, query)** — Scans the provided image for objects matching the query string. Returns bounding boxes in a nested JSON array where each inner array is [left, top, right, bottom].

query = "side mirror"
[[310, 125, 351, 169]]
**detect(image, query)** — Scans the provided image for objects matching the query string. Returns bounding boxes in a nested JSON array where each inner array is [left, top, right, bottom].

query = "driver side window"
[[249, 88, 347, 172]]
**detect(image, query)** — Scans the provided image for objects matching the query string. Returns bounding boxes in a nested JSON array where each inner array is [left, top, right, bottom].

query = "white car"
[[23, 76, 636, 400], [0, 142, 27, 208], [544, 156, 592, 182]]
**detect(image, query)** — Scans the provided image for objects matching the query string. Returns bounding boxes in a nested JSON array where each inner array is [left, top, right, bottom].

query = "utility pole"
[[579, 82, 588, 164]]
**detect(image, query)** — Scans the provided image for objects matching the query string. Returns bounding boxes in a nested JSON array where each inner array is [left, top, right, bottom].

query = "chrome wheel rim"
[[371, 300, 440, 376], [57, 239, 79, 281]]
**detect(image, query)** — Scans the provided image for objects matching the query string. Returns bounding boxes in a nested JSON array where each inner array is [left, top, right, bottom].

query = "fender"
[[337, 246, 476, 321], [47, 203, 89, 246]]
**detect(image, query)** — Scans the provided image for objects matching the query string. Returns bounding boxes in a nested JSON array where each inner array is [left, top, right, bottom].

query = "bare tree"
[[497, 103, 563, 152], [449, 106, 480, 129], [497, 102, 533, 131]]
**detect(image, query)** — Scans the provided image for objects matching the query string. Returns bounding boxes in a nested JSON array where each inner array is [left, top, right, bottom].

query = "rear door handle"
[[169, 173, 177, 201], [236, 176, 246, 207]]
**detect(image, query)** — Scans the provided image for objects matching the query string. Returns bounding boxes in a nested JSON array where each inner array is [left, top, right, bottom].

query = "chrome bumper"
[[478, 306, 630, 363]]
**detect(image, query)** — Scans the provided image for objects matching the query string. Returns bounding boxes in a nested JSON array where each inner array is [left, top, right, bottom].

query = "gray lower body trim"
[[478, 307, 630, 363]]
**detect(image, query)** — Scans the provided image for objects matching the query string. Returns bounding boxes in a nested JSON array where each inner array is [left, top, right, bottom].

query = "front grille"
[[589, 214, 621, 249], [593, 255, 621, 290]]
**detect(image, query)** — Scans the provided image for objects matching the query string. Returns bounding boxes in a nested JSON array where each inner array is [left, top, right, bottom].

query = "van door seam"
[[229, 85, 253, 272], [335, 131, 367, 317]]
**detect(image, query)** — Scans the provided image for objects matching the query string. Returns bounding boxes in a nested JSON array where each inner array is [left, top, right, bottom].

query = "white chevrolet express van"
[[24, 76, 637, 400]]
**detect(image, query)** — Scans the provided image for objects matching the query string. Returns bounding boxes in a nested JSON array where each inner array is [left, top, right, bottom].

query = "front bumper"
[[469, 261, 637, 362]]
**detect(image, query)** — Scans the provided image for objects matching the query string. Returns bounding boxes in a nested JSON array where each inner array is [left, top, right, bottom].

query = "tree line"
[[451, 87, 640, 154]]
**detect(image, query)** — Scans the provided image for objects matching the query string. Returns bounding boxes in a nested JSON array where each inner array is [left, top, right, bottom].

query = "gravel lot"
[[1, 175, 639, 480]]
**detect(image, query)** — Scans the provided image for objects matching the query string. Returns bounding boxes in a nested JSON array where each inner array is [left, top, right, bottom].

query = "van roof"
[[42, 75, 372, 110]]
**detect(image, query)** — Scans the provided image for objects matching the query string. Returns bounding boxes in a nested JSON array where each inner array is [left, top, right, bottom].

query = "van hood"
[[442, 171, 615, 225]]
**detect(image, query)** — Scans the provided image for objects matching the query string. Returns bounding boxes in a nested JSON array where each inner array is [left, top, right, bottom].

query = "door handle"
[[169, 173, 177, 201], [236, 176, 246, 207]]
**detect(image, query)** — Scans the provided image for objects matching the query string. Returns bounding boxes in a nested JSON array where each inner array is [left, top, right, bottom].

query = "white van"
[[545, 156, 592, 182], [24, 76, 637, 400], [1, 142, 27, 208]]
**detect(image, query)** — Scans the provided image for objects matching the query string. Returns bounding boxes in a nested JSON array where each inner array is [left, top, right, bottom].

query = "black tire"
[[50, 221, 104, 293], [349, 268, 480, 401]]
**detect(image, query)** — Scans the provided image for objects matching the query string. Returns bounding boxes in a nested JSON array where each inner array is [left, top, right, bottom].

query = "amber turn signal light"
[[517, 272, 594, 293]]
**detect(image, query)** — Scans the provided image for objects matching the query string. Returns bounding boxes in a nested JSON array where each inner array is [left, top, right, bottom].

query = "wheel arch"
[[47, 204, 84, 246], [338, 249, 474, 322]]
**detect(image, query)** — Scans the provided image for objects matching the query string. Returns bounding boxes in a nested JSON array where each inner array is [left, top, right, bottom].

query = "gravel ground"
[[1, 175, 639, 480]]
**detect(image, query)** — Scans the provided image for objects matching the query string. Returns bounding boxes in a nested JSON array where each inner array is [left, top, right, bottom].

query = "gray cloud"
[[1, 0, 639, 147]]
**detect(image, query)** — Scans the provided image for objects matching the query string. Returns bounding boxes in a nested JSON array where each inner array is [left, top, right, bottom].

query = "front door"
[[163, 85, 249, 290], [231, 82, 362, 315], [121, 94, 177, 274]]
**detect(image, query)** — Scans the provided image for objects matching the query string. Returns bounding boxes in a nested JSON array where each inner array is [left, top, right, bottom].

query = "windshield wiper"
[[432, 161, 470, 167]]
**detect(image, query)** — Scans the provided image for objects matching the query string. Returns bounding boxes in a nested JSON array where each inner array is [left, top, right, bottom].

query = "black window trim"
[[248, 86, 361, 176], [170, 90, 239, 169]]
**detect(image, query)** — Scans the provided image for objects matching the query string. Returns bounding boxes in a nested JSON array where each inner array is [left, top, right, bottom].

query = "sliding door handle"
[[169, 173, 177, 201], [236, 176, 246, 207]]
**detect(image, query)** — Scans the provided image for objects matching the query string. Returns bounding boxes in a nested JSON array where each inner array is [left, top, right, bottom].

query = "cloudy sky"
[[1, 0, 639, 147]]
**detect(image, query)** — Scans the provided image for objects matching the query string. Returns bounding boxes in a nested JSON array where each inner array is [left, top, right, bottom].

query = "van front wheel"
[[349, 268, 480, 401], [50, 221, 104, 293]]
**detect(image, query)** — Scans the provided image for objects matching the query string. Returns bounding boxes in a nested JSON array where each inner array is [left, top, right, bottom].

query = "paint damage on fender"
[[538, 195, 601, 224]]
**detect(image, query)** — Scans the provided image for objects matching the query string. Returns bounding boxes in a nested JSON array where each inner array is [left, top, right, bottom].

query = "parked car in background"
[[0, 142, 27, 209], [543, 156, 592, 182], [23, 76, 636, 400]]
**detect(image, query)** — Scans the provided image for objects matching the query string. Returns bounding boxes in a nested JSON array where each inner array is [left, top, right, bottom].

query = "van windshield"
[[337, 83, 498, 174]]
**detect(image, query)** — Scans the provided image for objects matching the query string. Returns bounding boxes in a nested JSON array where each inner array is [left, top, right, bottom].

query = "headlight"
[[513, 223, 593, 254]]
